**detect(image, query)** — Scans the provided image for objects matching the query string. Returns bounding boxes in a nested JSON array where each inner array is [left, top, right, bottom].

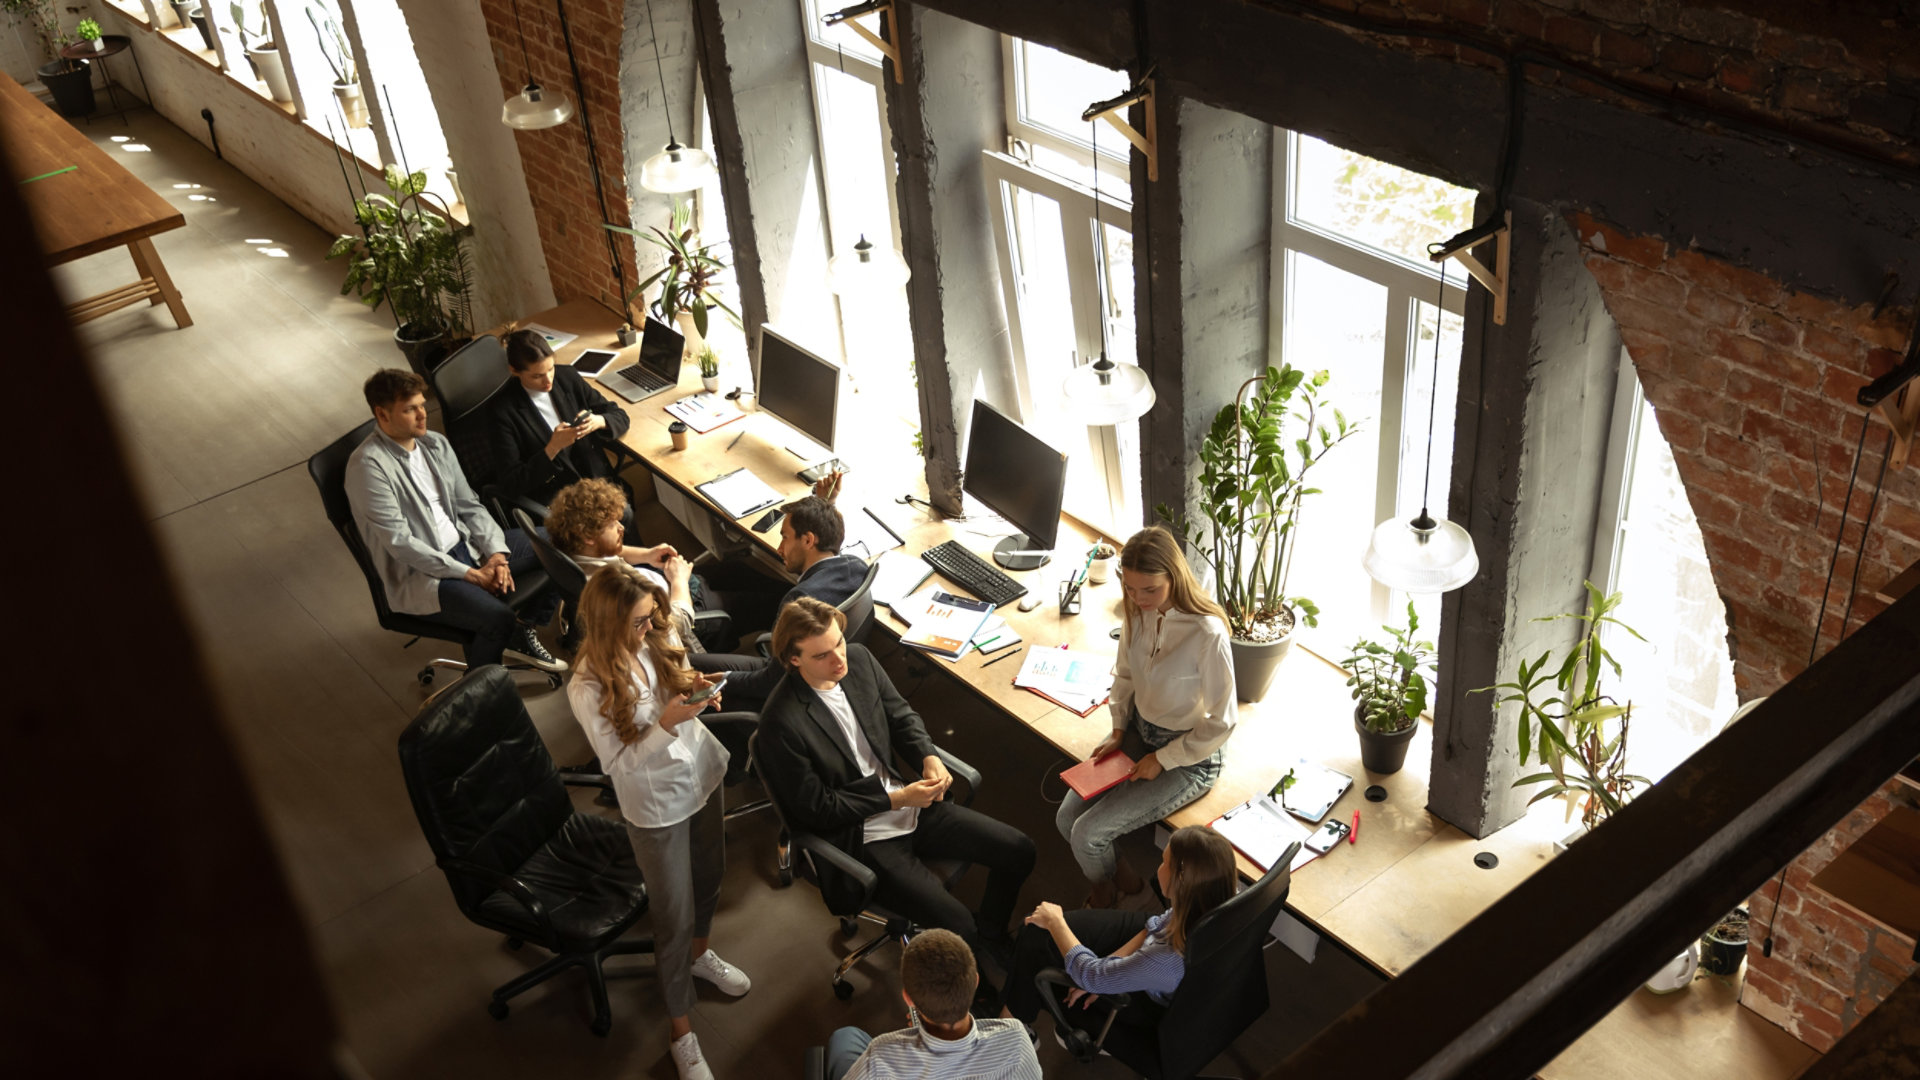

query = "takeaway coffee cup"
[[669, 420, 689, 451]]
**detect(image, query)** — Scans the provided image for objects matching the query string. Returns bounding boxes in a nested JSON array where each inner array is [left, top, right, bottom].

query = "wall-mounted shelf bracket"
[[1080, 78, 1157, 181], [1857, 316, 1920, 470], [1429, 210, 1512, 324], [824, 0, 902, 83]]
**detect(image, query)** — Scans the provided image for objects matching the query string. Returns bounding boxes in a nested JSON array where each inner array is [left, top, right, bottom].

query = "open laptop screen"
[[638, 315, 685, 379]]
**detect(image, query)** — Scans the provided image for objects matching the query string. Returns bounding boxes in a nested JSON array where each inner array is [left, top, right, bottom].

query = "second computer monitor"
[[756, 326, 839, 454], [963, 399, 1068, 570]]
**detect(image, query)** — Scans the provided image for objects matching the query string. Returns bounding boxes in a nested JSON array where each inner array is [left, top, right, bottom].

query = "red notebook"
[[1061, 752, 1135, 800]]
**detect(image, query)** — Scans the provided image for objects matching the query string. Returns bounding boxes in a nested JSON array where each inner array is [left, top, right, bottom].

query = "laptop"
[[594, 316, 685, 403]]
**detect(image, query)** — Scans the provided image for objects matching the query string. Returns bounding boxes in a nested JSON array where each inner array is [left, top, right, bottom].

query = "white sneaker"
[[671, 1031, 715, 1080], [689, 949, 752, 996]]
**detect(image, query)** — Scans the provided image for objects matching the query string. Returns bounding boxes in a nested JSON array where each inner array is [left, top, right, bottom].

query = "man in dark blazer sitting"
[[486, 328, 633, 508], [756, 597, 1035, 999]]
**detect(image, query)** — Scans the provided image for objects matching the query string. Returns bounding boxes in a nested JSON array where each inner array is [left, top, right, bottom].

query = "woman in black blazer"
[[486, 329, 632, 506]]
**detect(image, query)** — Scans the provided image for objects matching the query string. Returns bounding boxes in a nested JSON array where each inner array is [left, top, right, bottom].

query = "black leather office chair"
[[752, 558, 882, 658], [514, 507, 733, 654], [750, 729, 981, 1001], [309, 421, 559, 688], [1038, 843, 1303, 1079], [398, 665, 656, 1036]]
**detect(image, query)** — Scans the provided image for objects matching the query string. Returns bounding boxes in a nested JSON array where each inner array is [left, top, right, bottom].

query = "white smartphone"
[[684, 673, 729, 705]]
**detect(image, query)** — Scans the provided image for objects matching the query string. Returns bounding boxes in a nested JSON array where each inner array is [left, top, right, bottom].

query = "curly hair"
[[546, 479, 627, 558], [574, 565, 697, 744]]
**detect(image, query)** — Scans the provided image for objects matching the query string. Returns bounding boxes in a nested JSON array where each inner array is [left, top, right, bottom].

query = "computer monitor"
[[962, 399, 1068, 570], [756, 325, 840, 459]]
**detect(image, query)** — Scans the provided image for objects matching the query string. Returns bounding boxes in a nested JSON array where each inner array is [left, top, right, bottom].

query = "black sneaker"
[[505, 626, 568, 673]]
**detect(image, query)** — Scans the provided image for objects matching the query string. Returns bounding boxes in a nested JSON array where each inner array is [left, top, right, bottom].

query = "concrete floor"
[[58, 108, 1381, 1078]]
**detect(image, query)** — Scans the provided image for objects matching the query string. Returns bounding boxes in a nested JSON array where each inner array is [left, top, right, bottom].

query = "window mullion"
[[1376, 288, 1413, 625]]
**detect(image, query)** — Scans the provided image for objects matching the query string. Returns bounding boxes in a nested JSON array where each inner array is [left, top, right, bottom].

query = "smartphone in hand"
[[684, 673, 729, 705]]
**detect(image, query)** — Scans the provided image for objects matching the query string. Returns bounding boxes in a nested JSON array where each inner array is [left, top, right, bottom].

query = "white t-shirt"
[[817, 683, 918, 843], [527, 386, 562, 432], [397, 437, 461, 552]]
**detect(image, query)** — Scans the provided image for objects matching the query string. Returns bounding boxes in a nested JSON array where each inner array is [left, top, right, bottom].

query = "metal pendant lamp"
[[637, 0, 717, 193], [1061, 118, 1154, 425], [828, 233, 911, 294], [500, 0, 574, 129], [1362, 261, 1478, 593]]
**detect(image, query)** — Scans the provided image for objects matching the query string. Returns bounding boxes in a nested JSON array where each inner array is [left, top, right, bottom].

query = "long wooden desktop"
[[526, 299, 1815, 1080]]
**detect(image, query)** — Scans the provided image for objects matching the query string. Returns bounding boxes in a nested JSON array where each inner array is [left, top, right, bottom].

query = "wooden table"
[[526, 298, 1816, 1080], [2, 73, 191, 329]]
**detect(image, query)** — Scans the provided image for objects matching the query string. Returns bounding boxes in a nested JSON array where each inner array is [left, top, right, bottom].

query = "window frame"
[[998, 35, 1132, 183]]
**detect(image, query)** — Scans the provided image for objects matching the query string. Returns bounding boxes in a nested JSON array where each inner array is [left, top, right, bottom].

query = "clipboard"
[[696, 468, 784, 519]]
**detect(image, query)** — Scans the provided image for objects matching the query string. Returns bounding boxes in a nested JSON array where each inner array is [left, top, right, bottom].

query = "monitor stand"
[[993, 534, 1051, 571]]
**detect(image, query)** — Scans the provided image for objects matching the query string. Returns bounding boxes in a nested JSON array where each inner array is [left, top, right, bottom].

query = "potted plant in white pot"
[[327, 165, 476, 376], [604, 199, 739, 361], [1478, 582, 1650, 839], [1158, 363, 1360, 702], [1343, 602, 1435, 774], [74, 17, 102, 52], [5, 0, 92, 117], [230, 1, 291, 102], [698, 347, 721, 393], [306, 2, 365, 128]]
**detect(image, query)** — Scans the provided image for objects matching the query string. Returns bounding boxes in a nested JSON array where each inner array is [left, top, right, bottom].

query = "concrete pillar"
[[622, 0, 700, 312], [1432, 199, 1623, 836], [887, 3, 1019, 512]]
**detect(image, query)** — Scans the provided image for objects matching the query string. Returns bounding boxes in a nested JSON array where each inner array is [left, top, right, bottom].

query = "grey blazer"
[[344, 429, 506, 615]]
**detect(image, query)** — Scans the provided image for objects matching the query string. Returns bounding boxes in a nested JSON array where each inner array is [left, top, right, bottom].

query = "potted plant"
[[230, 1, 292, 102], [1698, 908, 1749, 977], [6, 0, 93, 117], [1343, 602, 1435, 775], [605, 199, 739, 361], [1479, 582, 1651, 836], [74, 17, 102, 52], [186, 3, 215, 51], [307, 2, 366, 128], [698, 347, 721, 393], [328, 165, 476, 376], [168, 0, 195, 30], [1158, 363, 1360, 702]]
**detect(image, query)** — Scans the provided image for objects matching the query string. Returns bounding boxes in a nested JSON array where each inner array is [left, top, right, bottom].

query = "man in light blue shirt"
[[826, 929, 1040, 1080]]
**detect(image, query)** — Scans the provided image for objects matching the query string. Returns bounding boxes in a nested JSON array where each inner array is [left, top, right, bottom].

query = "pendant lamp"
[[501, 0, 573, 130], [829, 234, 911, 294], [1362, 261, 1478, 593], [637, 0, 717, 193], [1061, 117, 1155, 426]]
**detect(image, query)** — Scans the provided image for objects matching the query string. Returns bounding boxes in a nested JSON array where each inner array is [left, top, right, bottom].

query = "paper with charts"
[[1013, 647, 1113, 715]]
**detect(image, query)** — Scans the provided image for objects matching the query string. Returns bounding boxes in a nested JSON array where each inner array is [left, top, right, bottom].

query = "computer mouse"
[[1017, 594, 1043, 612]]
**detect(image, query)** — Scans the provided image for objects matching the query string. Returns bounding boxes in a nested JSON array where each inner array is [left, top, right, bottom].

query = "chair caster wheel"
[[418, 668, 435, 686], [546, 673, 562, 690], [840, 918, 858, 939], [778, 865, 793, 887], [590, 1015, 611, 1037], [833, 979, 854, 1001], [486, 999, 508, 1020], [505, 937, 523, 951]]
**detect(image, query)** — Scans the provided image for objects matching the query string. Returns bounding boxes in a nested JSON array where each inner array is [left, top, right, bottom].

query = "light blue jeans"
[[825, 1026, 872, 1080], [1055, 712, 1223, 883]]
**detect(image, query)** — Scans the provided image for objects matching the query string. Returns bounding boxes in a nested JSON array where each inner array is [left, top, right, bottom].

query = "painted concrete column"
[[623, 0, 701, 315]]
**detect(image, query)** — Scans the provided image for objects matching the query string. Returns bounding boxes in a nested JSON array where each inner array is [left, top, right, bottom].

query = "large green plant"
[[1344, 602, 1436, 734], [327, 165, 473, 340], [605, 199, 738, 336], [4, 0, 70, 66], [1478, 582, 1649, 831], [1157, 363, 1359, 641]]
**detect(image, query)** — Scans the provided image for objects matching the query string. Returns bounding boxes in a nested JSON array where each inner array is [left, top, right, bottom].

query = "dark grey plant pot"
[[1354, 705, 1418, 775], [38, 60, 94, 118], [1229, 619, 1294, 703]]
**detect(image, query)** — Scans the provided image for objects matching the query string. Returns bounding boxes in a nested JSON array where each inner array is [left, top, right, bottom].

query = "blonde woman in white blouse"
[[1058, 526, 1237, 908], [567, 565, 750, 1080]]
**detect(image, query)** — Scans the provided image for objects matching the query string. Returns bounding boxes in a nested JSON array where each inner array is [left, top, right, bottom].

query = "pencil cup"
[[1087, 543, 1117, 584], [1058, 580, 1083, 616], [669, 420, 689, 451]]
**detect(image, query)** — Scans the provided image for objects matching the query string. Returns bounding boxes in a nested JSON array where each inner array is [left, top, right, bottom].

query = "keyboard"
[[920, 540, 1029, 607]]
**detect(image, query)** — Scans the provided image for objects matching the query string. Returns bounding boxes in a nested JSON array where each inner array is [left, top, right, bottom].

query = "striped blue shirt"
[[842, 1017, 1041, 1079], [1064, 910, 1185, 1005]]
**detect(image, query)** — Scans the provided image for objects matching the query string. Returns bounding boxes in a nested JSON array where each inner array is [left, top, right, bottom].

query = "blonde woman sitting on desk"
[[566, 565, 751, 1080], [1057, 525, 1236, 909]]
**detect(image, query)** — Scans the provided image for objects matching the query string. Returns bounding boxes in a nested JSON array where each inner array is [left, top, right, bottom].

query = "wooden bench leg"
[[131, 237, 191, 329]]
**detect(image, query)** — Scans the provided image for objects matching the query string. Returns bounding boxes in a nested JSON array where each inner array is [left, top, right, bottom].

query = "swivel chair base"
[[488, 934, 656, 1037], [408, 644, 562, 691], [832, 912, 916, 1001]]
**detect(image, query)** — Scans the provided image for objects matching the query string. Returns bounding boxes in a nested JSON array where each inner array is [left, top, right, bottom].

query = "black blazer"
[[486, 365, 632, 503], [781, 552, 869, 611], [756, 644, 939, 913]]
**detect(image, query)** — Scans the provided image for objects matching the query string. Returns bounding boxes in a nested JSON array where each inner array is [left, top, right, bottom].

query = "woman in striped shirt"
[[998, 826, 1237, 1029]]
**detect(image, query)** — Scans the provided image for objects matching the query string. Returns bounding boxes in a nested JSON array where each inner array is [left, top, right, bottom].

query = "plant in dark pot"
[[1343, 602, 1435, 775], [1698, 908, 1749, 977], [328, 165, 475, 377], [186, 3, 216, 51], [1157, 363, 1360, 702], [6, 0, 92, 117]]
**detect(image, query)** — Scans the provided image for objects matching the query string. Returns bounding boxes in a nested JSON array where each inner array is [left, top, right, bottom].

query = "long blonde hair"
[[1163, 826, 1237, 954], [574, 565, 698, 743], [1118, 526, 1229, 630]]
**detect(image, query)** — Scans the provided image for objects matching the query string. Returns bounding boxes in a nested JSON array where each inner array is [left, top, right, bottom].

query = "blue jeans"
[[426, 529, 559, 667], [1055, 712, 1223, 883], [825, 1026, 872, 1080]]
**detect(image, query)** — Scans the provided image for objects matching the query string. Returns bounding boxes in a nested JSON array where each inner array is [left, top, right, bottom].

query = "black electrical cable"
[[553, 0, 632, 314], [1839, 430, 1896, 639]]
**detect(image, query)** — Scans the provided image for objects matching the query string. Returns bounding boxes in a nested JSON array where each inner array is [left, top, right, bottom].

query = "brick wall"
[[1573, 210, 1919, 1050], [477, 0, 637, 314]]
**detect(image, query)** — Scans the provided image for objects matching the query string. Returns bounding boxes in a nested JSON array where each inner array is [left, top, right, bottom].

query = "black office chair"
[[752, 558, 883, 658], [514, 507, 733, 654], [398, 665, 656, 1036], [1038, 843, 1303, 1079], [750, 729, 981, 1001], [309, 421, 560, 688]]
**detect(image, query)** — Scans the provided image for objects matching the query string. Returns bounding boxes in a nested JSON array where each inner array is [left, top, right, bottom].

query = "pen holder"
[[668, 420, 689, 451], [1057, 580, 1083, 616]]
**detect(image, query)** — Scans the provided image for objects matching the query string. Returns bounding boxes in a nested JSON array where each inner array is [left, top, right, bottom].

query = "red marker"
[[1349, 810, 1360, 845]]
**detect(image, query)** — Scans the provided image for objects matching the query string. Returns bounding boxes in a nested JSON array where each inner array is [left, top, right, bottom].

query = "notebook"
[[870, 550, 936, 608], [1061, 752, 1135, 800], [896, 589, 996, 660]]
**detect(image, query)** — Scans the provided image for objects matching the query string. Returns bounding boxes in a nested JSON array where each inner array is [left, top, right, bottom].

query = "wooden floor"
[[63, 108, 1387, 1079]]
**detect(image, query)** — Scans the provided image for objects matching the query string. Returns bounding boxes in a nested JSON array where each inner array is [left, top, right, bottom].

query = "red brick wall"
[[1573, 210, 1918, 1050], [477, 0, 637, 314]]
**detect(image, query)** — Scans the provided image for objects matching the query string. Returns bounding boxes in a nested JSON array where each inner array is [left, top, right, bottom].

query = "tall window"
[[1274, 131, 1474, 657]]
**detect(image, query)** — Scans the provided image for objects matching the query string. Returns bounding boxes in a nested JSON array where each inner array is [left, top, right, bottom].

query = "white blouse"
[[566, 639, 728, 829], [1109, 606, 1237, 769]]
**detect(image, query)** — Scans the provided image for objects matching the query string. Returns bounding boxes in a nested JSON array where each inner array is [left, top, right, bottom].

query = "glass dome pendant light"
[[501, 0, 574, 130], [827, 48, 909, 295], [1362, 260, 1479, 593], [637, 0, 716, 193], [1062, 119, 1155, 425]]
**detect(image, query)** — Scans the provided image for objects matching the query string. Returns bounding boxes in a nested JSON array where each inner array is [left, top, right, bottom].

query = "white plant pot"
[[333, 80, 369, 128], [443, 166, 464, 206], [88, 38, 104, 52], [248, 44, 291, 102], [701, 375, 720, 393]]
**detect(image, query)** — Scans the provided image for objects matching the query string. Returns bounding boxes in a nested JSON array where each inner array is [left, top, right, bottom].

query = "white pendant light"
[[1363, 259, 1479, 594], [829, 234, 911, 293], [637, 0, 717, 194], [500, 0, 573, 130], [1063, 354, 1156, 425]]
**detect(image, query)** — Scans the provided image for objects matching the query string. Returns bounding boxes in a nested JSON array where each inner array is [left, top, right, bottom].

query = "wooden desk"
[[1, 73, 191, 329], [526, 298, 1815, 1080]]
